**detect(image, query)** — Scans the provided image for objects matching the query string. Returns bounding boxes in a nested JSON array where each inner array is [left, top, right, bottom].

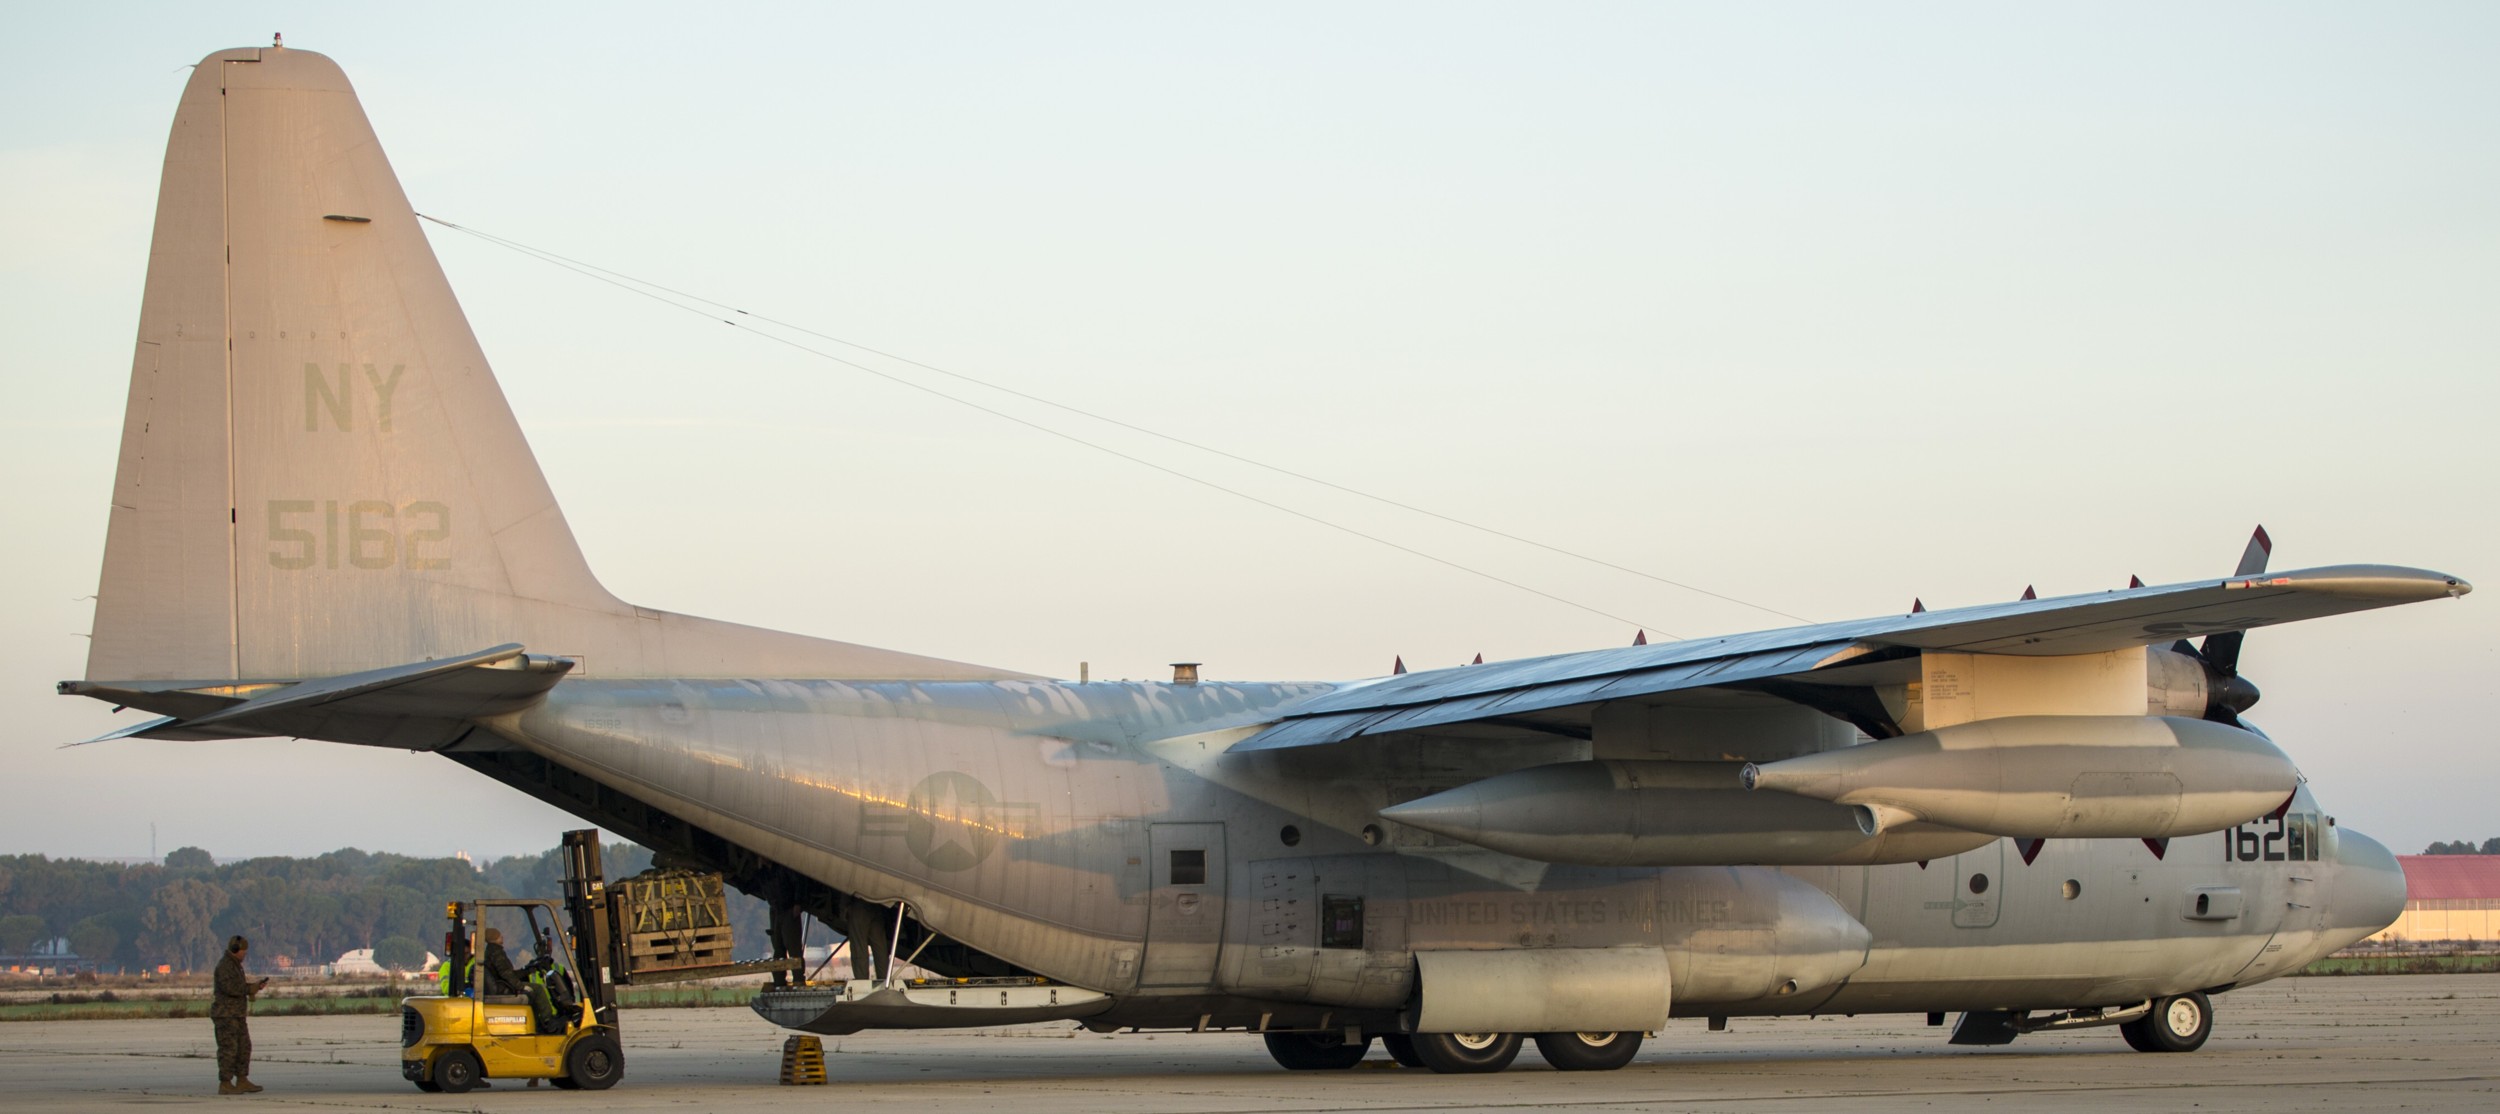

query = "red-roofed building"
[[2366, 856, 2500, 945]]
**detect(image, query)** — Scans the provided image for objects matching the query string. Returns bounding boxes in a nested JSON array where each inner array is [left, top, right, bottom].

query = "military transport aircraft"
[[64, 45, 2471, 1075]]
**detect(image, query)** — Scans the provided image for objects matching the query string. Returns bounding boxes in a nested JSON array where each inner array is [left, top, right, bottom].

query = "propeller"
[[2174, 526, 2271, 727]]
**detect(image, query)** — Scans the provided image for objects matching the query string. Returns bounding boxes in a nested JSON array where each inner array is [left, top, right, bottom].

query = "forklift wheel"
[[562, 1031, 624, 1090], [432, 1047, 484, 1094]]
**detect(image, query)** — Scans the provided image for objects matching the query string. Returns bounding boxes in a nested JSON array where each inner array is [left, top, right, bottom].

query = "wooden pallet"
[[626, 927, 732, 950], [625, 926, 733, 969], [780, 1034, 827, 1085]]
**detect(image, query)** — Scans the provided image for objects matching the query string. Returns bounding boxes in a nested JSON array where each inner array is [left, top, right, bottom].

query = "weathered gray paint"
[[64, 45, 2450, 1051]]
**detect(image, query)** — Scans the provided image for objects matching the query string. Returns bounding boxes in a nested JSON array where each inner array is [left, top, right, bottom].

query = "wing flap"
[[1237, 639, 1860, 750]]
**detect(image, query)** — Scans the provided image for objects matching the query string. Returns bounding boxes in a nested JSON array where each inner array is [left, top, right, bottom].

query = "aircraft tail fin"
[[88, 47, 1020, 685]]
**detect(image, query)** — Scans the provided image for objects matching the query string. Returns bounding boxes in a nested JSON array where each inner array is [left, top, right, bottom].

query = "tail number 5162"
[[266, 499, 450, 570]]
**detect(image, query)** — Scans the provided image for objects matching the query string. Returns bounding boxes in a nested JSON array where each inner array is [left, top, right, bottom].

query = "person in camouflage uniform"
[[211, 935, 268, 1094]]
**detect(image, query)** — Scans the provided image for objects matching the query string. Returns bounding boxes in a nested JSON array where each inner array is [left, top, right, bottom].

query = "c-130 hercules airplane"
[[66, 45, 2472, 1075]]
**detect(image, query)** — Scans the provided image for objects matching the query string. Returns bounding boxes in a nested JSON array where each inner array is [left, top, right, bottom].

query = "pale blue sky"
[[2, 3, 2491, 860]]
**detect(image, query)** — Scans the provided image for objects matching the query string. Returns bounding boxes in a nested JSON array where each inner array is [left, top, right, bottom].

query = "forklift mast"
[[559, 829, 618, 1020]]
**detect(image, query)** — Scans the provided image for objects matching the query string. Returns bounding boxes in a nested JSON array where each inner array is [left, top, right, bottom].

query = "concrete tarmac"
[[1, 974, 2493, 1112]]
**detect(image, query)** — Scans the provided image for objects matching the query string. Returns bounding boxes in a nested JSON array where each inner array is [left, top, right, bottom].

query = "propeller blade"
[[2203, 630, 2246, 672], [2233, 525, 2273, 578], [2202, 526, 2273, 673]]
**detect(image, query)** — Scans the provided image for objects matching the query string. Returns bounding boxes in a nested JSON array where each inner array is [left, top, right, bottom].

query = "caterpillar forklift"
[[399, 832, 626, 1093], [399, 830, 798, 1092]]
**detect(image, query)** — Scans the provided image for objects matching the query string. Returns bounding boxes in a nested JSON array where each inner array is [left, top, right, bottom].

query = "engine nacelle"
[[1379, 760, 1994, 866], [1739, 714, 2297, 840], [2143, 645, 2211, 718]]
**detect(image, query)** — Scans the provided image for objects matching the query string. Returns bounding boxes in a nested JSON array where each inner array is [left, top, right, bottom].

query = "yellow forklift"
[[397, 829, 795, 1092], [399, 832, 624, 1093]]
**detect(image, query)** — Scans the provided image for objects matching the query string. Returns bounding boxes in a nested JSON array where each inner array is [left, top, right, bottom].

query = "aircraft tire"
[[2119, 992, 2212, 1053], [430, 1048, 483, 1094], [1533, 1031, 1644, 1071], [1263, 1031, 1373, 1070], [1379, 1033, 1427, 1068], [1409, 1032, 1523, 1074]]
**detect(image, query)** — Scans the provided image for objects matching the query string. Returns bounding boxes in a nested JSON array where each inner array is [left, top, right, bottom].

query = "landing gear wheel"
[[561, 1031, 625, 1089], [1379, 1033, 1427, 1068], [1263, 1031, 1372, 1070], [1534, 1030, 1644, 1071], [1409, 1031, 1523, 1074], [2120, 992, 2212, 1053], [430, 1048, 483, 1094]]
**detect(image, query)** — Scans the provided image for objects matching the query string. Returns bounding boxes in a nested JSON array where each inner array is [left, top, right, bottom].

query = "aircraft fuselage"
[[494, 677, 2400, 1032]]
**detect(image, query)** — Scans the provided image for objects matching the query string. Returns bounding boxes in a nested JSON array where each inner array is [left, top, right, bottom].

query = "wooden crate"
[[612, 870, 728, 934], [610, 870, 734, 977]]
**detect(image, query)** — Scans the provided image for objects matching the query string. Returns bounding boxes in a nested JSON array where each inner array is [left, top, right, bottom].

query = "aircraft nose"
[[2332, 828, 2407, 935]]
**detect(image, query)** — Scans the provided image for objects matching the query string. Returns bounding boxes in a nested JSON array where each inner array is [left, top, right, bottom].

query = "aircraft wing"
[[1237, 563, 2467, 752]]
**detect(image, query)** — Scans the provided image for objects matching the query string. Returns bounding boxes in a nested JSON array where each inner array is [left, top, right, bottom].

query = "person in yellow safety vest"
[[525, 965, 560, 1033], [434, 952, 481, 996]]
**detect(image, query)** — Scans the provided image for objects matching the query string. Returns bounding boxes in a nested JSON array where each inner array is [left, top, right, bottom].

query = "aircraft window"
[[1968, 873, 1990, 895], [2062, 879, 2081, 900], [1169, 849, 1207, 886], [1279, 825, 1302, 847], [1321, 896, 1364, 949], [2287, 814, 2311, 862]]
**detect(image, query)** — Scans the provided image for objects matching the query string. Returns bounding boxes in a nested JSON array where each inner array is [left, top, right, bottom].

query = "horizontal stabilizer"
[[65, 714, 224, 746], [63, 644, 572, 750]]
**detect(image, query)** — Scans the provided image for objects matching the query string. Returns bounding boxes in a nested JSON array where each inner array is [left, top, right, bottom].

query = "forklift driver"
[[480, 928, 528, 996], [483, 927, 563, 1033]]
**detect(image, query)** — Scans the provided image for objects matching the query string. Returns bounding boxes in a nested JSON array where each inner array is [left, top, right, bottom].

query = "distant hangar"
[[2366, 856, 2500, 945]]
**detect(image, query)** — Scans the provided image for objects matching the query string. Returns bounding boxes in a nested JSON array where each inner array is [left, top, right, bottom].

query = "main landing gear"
[[1262, 1031, 1372, 1070], [1261, 1030, 1646, 1073], [2121, 992, 2213, 1053]]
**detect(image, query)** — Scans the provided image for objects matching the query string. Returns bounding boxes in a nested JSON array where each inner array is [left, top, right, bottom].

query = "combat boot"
[[235, 1078, 264, 1093], [217, 1078, 240, 1095]]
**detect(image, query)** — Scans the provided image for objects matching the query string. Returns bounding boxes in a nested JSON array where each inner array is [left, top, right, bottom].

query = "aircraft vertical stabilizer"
[[89, 47, 1024, 685]]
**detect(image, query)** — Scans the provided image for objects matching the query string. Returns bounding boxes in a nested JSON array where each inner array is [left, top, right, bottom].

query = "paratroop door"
[[1140, 823, 1225, 987]]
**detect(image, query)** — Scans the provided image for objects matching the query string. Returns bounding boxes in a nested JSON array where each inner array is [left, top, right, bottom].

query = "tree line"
[[2422, 838, 2500, 856], [0, 843, 787, 973]]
